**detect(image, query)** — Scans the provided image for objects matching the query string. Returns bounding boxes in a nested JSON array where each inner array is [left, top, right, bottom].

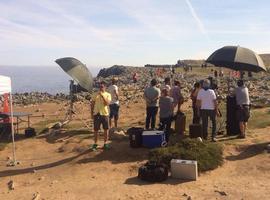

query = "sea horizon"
[[0, 66, 102, 94]]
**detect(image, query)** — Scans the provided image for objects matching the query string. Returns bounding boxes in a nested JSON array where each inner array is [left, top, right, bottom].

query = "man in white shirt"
[[108, 78, 120, 128], [196, 79, 218, 142]]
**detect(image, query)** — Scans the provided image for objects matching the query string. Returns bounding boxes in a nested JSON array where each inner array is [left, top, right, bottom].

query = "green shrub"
[[0, 142, 7, 151], [149, 138, 224, 172]]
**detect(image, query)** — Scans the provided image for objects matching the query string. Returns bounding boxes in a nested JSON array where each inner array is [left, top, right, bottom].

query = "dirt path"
[[0, 101, 269, 200]]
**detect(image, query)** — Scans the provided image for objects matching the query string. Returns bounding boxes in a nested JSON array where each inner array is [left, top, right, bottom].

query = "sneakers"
[[91, 144, 98, 151], [103, 143, 110, 150], [91, 143, 111, 151]]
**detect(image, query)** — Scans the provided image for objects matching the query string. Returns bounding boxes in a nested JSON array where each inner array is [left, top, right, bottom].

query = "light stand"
[[62, 80, 91, 130]]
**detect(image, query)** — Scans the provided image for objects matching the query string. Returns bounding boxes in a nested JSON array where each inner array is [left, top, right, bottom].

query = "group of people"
[[143, 78, 183, 141], [190, 78, 250, 141], [89, 73, 250, 150]]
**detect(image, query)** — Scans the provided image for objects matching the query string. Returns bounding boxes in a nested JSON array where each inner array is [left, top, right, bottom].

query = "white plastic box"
[[170, 159, 198, 180]]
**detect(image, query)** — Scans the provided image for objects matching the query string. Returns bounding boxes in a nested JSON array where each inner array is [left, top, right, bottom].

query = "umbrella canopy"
[[55, 57, 93, 91], [206, 46, 266, 72]]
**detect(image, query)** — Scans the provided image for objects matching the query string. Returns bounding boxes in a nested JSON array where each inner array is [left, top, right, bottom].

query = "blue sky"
[[0, 0, 270, 68]]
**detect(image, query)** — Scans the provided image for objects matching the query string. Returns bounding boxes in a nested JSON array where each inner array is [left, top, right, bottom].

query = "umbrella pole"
[[9, 92, 17, 166], [69, 80, 74, 120]]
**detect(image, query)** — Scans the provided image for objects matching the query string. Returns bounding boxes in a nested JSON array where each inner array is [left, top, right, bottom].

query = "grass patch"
[[0, 142, 7, 151], [64, 123, 88, 130], [149, 138, 224, 172], [33, 119, 60, 134], [248, 108, 270, 129]]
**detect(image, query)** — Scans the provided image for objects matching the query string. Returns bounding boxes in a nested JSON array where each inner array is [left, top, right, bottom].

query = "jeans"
[[200, 109, 216, 139], [159, 116, 172, 142], [146, 106, 158, 130], [192, 106, 200, 124]]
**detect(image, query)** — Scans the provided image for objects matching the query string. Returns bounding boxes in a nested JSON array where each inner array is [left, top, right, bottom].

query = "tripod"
[[62, 80, 91, 130]]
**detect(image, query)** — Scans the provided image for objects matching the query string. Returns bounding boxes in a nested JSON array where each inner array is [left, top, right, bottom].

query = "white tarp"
[[0, 75, 16, 165], [0, 75, 11, 94]]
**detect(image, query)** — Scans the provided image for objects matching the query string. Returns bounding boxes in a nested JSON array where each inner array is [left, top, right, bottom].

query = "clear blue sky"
[[1, 0, 269, 68]]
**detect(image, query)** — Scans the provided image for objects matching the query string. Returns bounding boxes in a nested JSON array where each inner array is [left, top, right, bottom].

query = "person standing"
[[133, 72, 138, 83], [190, 82, 201, 124], [144, 79, 161, 130], [196, 79, 218, 142], [108, 78, 120, 128], [171, 80, 184, 112], [162, 77, 171, 91], [235, 80, 250, 138], [159, 88, 174, 142], [90, 81, 112, 150]]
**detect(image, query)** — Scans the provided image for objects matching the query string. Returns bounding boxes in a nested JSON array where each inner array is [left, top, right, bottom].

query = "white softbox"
[[0, 75, 11, 94]]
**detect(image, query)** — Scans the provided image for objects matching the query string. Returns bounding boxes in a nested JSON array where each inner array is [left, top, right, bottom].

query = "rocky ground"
[[12, 65, 270, 107], [0, 98, 269, 200], [0, 66, 269, 200]]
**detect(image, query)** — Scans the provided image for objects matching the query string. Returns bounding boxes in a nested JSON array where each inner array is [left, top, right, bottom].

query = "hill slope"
[[260, 54, 270, 66]]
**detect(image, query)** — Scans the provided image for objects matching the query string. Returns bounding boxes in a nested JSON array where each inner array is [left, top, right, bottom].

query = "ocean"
[[0, 66, 101, 94]]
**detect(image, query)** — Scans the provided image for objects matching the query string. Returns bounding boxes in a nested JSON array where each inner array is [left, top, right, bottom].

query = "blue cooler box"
[[142, 130, 166, 148]]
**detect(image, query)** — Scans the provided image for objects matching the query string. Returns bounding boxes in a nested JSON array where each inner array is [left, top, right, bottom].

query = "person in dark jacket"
[[144, 79, 161, 130]]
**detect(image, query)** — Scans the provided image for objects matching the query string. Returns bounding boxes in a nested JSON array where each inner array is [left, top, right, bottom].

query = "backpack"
[[138, 161, 168, 182]]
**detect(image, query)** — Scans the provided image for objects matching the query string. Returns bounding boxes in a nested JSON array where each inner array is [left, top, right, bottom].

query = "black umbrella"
[[206, 46, 266, 72], [55, 57, 93, 91]]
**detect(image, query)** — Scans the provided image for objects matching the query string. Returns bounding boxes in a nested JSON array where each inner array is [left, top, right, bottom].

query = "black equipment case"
[[189, 124, 202, 138], [127, 127, 144, 148], [138, 161, 168, 182], [25, 127, 36, 138], [226, 96, 241, 135]]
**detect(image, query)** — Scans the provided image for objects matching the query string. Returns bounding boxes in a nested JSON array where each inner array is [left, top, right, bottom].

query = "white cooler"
[[170, 159, 198, 180]]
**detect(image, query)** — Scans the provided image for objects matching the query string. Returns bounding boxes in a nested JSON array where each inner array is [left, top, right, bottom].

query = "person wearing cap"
[[90, 81, 111, 150], [108, 78, 120, 128], [196, 79, 218, 142], [235, 80, 250, 138], [144, 79, 161, 130]]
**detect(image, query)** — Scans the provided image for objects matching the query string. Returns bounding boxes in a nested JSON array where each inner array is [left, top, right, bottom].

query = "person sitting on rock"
[[144, 79, 161, 130], [108, 77, 120, 129], [90, 81, 112, 150], [159, 88, 174, 142], [235, 80, 250, 138]]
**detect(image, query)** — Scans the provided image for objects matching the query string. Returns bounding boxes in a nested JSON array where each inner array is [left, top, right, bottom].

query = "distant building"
[[144, 64, 174, 68]]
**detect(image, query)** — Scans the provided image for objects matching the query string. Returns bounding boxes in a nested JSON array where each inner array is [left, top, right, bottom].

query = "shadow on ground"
[[0, 149, 91, 178], [77, 140, 149, 164], [37, 129, 93, 144], [124, 176, 193, 185], [226, 142, 269, 161], [217, 135, 239, 142]]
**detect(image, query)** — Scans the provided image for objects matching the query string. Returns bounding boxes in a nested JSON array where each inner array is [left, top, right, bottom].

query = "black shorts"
[[93, 114, 109, 131], [237, 106, 250, 122], [109, 104, 120, 119]]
